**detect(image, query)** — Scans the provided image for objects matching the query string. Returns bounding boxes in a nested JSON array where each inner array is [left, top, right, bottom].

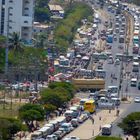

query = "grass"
[[94, 136, 122, 140], [0, 102, 24, 118]]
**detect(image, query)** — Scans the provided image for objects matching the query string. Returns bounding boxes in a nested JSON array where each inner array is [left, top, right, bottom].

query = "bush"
[[94, 136, 122, 140], [121, 97, 127, 101], [54, 2, 93, 53]]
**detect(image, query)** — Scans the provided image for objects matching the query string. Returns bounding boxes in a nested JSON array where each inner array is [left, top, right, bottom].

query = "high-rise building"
[[0, 0, 34, 43]]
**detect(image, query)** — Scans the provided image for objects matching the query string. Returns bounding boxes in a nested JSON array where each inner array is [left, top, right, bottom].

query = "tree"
[[41, 88, 65, 108], [9, 32, 23, 52], [119, 112, 140, 140], [0, 117, 25, 140], [49, 82, 76, 99], [94, 136, 122, 140], [19, 104, 44, 131]]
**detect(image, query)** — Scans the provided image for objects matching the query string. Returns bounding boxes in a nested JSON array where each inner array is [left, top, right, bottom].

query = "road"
[[73, 0, 140, 139]]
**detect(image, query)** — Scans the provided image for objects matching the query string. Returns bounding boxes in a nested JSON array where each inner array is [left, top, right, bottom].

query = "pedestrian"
[[126, 136, 129, 140], [99, 116, 101, 121], [92, 129, 94, 136], [89, 115, 94, 124], [99, 125, 102, 131], [109, 109, 111, 113]]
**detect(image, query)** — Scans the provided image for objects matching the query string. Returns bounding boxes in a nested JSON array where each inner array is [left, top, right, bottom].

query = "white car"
[[63, 136, 80, 140], [134, 97, 140, 103]]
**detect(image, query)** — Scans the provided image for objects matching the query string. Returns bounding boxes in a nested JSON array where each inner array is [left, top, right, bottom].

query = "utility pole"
[[5, 7, 11, 75]]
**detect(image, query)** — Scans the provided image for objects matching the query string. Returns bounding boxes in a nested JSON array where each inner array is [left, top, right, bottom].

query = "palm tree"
[[9, 32, 23, 52]]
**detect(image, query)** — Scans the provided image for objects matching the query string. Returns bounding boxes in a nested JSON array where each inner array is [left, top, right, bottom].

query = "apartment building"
[[0, 0, 34, 44]]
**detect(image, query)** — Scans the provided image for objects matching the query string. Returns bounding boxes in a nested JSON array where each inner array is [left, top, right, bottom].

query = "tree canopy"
[[54, 2, 93, 53], [19, 104, 44, 131], [94, 136, 122, 140], [0, 117, 25, 140], [119, 112, 140, 140], [41, 82, 75, 109], [35, 0, 51, 22]]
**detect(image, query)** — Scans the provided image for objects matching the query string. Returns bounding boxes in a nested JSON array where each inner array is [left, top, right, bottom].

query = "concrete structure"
[[48, 4, 64, 19], [0, 0, 34, 44], [33, 22, 49, 33]]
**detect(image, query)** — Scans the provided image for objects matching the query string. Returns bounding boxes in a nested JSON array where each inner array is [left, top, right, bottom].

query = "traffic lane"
[[112, 101, 140, 136]]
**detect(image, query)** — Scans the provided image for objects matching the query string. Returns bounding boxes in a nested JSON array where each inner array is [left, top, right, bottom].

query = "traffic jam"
[[30, 0, 140, 140]]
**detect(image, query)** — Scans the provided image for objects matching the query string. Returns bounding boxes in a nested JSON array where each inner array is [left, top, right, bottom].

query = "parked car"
[[53, 130, 65, 139], [63, 136, 80, 140], [46, 134, 58, 140], [134, 97, 140, 103], [138, 82, 140, 90], [71, 119, 79, 127], [78, 113, 88, 123]]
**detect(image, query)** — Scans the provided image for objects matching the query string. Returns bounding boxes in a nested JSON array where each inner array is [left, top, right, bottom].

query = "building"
[[0, 0, 34, 44], [48, 4, 64, 19], [33, 22, 49, 34]]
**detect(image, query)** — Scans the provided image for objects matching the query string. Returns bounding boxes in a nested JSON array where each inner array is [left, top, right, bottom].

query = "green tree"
[[119, 112, 140, 140], [0, 117, 25, 140], [94, 136, 122, 140], [19, 104, 44, 131], [9, 32, 23, 52], [54, 2, 93, 53], [41, 88, 65, 108], [49, 82, 76, 99]]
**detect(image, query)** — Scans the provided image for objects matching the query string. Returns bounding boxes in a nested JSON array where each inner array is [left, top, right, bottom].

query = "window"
[[24, 7, 29, 10], [25, 1, 29, 4], [9, 13, 13, 16], [24, 14, 29, 16], [24, 21, 28, 23], [2, 0, 5, 5]]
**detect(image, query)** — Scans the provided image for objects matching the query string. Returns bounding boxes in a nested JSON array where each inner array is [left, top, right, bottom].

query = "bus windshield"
[[84, 100, 95, 113]]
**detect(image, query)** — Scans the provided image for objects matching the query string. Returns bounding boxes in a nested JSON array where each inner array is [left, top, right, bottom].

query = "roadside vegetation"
[[94, 136, 122, 140], [54, 2, 93, 53], [128, 0, 140, 5], [119, 112, 140, 140], [35, 0, 51, 22]]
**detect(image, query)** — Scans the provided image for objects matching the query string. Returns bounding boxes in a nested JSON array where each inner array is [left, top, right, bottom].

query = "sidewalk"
[[66, 109, 124, 139]]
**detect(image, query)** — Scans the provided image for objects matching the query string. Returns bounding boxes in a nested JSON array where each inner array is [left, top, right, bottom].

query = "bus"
[[132, 62, 139, 72], [84, 100, 95, 113]]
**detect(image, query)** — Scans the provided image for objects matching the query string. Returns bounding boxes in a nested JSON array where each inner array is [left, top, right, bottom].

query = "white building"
[[0, 0, 34, 44]]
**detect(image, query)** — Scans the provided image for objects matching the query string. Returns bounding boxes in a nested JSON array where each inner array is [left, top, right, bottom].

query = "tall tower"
[[0, 0, 34, 44]]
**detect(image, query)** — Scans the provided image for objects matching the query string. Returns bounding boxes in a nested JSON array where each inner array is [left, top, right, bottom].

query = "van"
[[111, 98, 120, 106], [31, 131, 42, 140], [60, 123, 73, 133], [55, 116, 66, 125], [102, 124, 112, 135], [131, 78, 137, 87], [38, 127, 52, 137], [49, 120, 59, 131], [70, 107, 79, 118], [64, 110, 74, 122], [44, 124, 54, 134]]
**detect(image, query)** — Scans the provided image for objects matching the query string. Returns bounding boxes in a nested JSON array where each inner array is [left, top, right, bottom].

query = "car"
[[63, 136, 80, 140], [114, 59, 120, 65], [71, 118, 79, 127], [134, 97, 140, 103], [138, 82, 140, 90], [46, 134, 58, 140], [53, 130, 65, 139], [78, 113, 88, 123]]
